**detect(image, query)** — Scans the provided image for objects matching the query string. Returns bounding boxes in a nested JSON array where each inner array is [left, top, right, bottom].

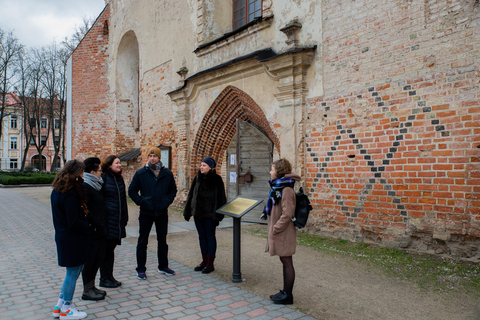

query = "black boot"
[[271, 291, 293, 305], [99, 277, 121, 288], [93, 286, 107, 296], [82, 281, 105, 301]]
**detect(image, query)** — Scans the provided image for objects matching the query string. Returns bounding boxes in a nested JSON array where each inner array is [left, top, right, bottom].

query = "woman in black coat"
[[51, 159, 90, 319], [81, 157, 108, 301], [184, 157, 226, 273], [99, 155, 128, 288]]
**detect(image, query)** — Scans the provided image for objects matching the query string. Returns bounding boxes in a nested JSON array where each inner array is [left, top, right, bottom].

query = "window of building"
[[54, 118, 60, 129], [40, 135, 47, 146], [54, 136, 60, 148], [10, 115, 17, 129], [10, 137, 17, 150], [10, 159, 18, 169], [41, 118, 47, 128], [30, 117, 36, 127], [233, 0, 262, 30], [30, 135, 36, 145]]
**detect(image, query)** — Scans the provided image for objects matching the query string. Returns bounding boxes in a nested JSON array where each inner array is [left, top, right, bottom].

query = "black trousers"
[[82, 237, 106, 286], [136, 214, 168, 273], [100, 238, 118, 281]]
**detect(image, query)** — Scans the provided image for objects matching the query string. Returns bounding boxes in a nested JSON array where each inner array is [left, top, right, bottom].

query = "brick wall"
[[306, 0, 480, 258], [71, 6, 112, 160]]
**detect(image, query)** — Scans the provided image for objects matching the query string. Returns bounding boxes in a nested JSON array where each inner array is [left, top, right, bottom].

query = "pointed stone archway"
[[190, 86, 279, 179]]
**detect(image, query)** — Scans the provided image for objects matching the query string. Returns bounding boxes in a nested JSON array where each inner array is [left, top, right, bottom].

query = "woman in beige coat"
[[262, 158, 300, 305]]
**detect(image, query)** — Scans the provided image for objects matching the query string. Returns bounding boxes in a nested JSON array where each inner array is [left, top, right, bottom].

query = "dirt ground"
[[9, 186, 480, 320]]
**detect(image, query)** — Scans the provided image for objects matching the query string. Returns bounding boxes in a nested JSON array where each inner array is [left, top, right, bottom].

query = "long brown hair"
[[101, 155, 119, 172], [52, 160, 85, 193]]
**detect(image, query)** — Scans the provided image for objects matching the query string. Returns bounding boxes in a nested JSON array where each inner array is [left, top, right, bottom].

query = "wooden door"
[[227, 120, 273, 223]]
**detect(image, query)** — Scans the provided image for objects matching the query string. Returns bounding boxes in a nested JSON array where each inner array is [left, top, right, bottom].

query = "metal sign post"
[[216, 196, 263, 283]]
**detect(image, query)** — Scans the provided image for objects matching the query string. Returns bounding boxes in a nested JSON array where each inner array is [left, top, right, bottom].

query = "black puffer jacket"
[[184, 170, 226, 221], [84, 182, 108, 240], [128, 165, 177, 216], [101, 171, 128, 241]]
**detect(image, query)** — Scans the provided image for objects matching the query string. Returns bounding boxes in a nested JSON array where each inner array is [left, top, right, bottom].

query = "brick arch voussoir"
[[191, 86, 279, 179]]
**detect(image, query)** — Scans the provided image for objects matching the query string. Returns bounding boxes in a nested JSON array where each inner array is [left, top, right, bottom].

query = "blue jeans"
[[136, 214, 169, 272], [59, 264, 84, 303], [194, 217, 217, 256]]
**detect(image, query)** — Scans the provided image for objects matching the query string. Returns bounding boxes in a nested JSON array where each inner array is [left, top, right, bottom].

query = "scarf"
[[260, 177, 295, 220], [73, 177, 89, 216], [146, 160, 163, 170], [83, 172, 103, 191]]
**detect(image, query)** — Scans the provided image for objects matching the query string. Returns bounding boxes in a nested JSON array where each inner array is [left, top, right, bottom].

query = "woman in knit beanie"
[[183, 157, 227, 273]]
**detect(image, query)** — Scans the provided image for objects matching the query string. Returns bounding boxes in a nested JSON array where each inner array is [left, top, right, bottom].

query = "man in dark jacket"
[[128, 146, 178, 280]]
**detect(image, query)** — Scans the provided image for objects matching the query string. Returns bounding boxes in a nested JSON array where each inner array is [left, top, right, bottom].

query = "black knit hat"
[[202, 156, 216, 169]]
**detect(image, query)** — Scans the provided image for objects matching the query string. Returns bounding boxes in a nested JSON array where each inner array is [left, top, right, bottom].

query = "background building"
[[69, 0, 480, 259], [0, 92, 23, 171]]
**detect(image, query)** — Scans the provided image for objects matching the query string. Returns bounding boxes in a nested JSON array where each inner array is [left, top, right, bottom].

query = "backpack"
[[292, 187, 313, 229]]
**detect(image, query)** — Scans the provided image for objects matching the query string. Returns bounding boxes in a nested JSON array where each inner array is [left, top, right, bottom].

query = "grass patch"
[[0, 172, 56, 185], [244, 225, 480, 295]]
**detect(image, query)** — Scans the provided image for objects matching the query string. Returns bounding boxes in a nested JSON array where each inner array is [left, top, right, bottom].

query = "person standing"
[[128, 146, 178, 280], [183, 157, 226, 274], [99, 155, 128, 288], [51, 159, 90, 319], [262, 158, 300, 305], [81, 157, 107, 301]]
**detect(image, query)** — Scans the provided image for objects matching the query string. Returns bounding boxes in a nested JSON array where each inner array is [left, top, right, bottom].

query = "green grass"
[[0, 172, 56, 185], [245, 226, 480, 295]]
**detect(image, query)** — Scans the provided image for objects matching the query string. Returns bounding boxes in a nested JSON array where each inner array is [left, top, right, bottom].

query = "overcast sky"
[[0, 0, 106, 49]]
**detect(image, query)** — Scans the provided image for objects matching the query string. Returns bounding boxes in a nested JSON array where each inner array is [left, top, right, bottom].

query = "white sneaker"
[[60, 305, 87, 319]]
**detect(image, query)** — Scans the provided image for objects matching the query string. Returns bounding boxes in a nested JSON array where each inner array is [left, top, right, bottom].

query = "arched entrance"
[[192, 86, 278, 222], [31, 155, 47, 171]]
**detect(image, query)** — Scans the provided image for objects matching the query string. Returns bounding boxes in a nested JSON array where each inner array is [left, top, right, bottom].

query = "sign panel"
[[216, 196, 263, 218]]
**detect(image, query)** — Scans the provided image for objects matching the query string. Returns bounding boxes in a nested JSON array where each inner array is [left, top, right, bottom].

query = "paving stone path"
[[0, 188, 315, 320]]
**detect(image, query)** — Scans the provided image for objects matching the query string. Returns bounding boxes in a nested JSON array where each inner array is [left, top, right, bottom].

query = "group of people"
[[50, 145, 301, 319]]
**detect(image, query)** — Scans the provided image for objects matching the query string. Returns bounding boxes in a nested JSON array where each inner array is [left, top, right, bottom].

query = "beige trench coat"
[[266, 173, 301, 257]]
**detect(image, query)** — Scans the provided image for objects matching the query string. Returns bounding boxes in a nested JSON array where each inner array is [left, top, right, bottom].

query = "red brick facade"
[[71, 6, 112, 160], [70, 1, 480, 258], [306, 0, 480, 254]]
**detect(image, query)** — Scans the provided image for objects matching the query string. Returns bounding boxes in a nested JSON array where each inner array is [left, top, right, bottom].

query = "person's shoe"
[[201, 267, 214, 274], [53, 305, 61, 318], [99, 278, 121, 288], [158, 267, 176, 276], [194, 264, 205, 272], [81, 289, 105, 301], [60, 305, 87, 319], [271, 291, 293, 305], [137, 271, 147, 280], [110, 276, 122, 287], [93, 287, 106, 296], [269, 290, 284, 300]]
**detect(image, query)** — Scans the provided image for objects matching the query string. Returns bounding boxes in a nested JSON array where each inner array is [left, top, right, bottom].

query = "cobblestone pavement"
[[0, 188, 315, 320]]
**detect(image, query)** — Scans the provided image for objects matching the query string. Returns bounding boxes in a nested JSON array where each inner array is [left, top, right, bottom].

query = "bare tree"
[[62, 17, 95, 54], [21, 48, 49, 171], [0, 28, 23, 142]]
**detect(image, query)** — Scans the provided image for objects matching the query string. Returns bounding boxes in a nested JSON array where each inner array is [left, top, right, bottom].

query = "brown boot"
[[194, 253, 207, 271], [202, 255, 215, 274]]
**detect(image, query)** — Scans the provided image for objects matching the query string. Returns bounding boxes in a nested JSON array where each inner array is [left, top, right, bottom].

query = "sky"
[[0, 0, 106, 49]]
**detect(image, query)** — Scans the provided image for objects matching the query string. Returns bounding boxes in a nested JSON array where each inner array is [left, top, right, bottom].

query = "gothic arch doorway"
[[191, 86, 278, 223]]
